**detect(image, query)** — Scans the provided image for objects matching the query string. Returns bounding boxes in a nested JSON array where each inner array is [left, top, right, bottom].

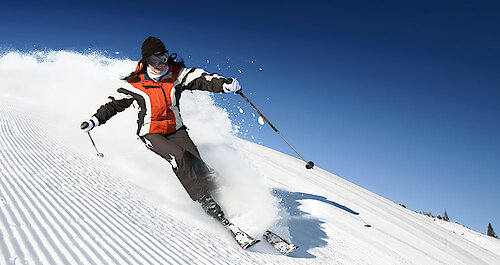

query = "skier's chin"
[[149, 64, 165, 74]]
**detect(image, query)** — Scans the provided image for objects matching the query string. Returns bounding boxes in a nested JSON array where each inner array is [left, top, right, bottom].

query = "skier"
[[80, 36, 241, 220]]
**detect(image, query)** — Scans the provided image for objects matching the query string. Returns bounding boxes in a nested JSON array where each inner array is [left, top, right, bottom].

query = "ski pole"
[[86, 131, 104, 158], [236, 91, 314, 169], [81, 121, 104, 158]]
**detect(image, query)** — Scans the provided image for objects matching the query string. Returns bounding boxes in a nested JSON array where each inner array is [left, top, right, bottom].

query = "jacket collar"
[[146, 65, 172, 81]]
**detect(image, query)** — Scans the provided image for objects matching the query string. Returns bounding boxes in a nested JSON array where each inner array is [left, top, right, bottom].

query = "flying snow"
[[258, 116, 265, 126], [0, 50, 279, 235]]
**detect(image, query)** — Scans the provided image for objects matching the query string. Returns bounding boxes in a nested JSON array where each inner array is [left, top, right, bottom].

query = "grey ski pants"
[[141, 127, 210, 201]]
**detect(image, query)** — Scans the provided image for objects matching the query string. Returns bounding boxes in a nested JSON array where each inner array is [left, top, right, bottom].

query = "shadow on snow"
[[272, 188, 360, 258]]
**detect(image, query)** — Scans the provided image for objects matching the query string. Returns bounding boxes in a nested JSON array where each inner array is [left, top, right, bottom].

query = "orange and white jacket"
[[93, 61, 237, 136]]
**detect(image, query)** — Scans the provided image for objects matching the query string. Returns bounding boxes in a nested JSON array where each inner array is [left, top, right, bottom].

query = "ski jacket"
[[93, 61, 236, 136]]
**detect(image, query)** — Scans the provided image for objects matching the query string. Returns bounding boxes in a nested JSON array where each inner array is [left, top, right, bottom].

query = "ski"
[[218, 216, 260, 249], [263, 230, 298, 255]]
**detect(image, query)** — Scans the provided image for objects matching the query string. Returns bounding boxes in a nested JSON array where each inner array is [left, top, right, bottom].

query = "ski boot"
[[198, 194, 225, 221]]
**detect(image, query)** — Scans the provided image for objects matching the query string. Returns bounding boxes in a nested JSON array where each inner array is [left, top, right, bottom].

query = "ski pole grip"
[[80, 121, 89, 130]]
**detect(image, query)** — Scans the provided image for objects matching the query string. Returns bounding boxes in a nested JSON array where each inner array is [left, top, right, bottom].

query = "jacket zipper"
[[160, 86, 169, 116]]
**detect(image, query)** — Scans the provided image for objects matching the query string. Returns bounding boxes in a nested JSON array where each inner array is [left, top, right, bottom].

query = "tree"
[[488, 223, 498, 239], [443, 210, 449, 222]]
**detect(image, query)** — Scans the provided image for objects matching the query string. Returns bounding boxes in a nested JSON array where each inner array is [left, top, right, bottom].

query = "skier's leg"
[[141, 131, 209, 201], [165, 127, 215, 190], [161, 128, 224, 218], [164, 127, 203, 160]]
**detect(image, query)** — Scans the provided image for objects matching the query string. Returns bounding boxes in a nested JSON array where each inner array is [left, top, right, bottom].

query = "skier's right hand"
[[223, 78, 241, 93], [80, 117, 100, 133]]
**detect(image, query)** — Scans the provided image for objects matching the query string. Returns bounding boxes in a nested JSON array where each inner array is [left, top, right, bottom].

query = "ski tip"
[[263, 230, 299, 255], [283, 245, 299, 255]]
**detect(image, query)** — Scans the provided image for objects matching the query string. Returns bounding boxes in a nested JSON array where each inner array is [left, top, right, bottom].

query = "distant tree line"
[[416, 209, 449, 222], [399, 204, 499, 239]]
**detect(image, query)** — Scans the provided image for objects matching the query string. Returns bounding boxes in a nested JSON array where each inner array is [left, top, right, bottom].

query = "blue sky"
[[1, 0, 499, 234]]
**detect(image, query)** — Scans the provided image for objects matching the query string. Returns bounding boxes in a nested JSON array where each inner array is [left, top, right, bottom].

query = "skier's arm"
[[92, 88, 135, 126], [177, 67, 241, 93]]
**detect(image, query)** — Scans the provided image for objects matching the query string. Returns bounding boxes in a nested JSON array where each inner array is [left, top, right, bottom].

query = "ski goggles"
[[146, 52, 168, 67]]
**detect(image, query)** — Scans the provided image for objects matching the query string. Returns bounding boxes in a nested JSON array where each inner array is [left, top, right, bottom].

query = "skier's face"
[[148, 63, 165, 74], [147, 52, 167, 74]]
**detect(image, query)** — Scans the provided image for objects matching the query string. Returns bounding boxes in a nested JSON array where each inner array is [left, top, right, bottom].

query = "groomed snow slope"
[[0, 104, 290, 265], [1, 103, 499, 265]]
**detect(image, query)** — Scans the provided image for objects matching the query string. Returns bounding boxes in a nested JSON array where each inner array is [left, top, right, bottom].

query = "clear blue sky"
[[1, 0, 499, 234]]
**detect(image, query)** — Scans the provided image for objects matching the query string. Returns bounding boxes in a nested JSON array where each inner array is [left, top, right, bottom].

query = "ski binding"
[[219, 216, 260, 249]]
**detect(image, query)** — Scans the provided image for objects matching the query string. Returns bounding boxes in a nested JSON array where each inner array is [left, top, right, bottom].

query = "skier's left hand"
[[80, 116, 100, 133], [223, 78, 241, 93]]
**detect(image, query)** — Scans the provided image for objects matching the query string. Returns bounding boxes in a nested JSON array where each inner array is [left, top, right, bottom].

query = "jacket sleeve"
[[93, 88, 135, 125], [176, 67, 236, 93]]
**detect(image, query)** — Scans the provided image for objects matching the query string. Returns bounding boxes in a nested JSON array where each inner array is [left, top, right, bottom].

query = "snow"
[[1, 50, 499, 264], [258, 116, 265, 126]]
